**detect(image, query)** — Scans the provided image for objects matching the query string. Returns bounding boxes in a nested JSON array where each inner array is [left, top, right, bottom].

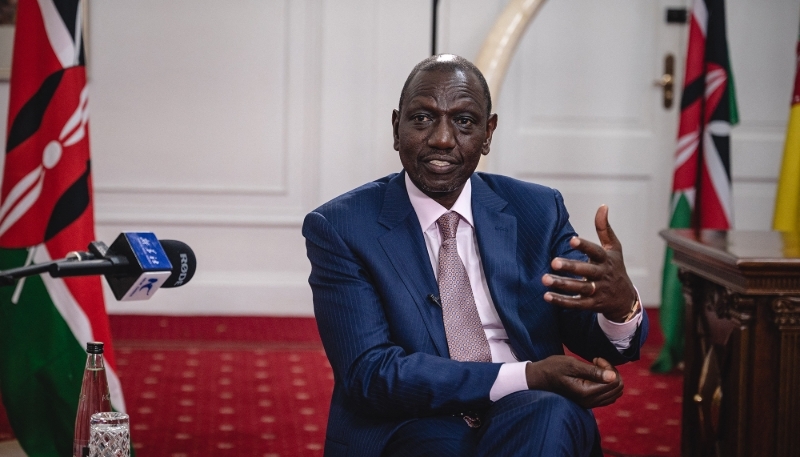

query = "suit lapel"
[[472, 175, 556, 362], [378, 173, 449, 357], [471, 175, 536, 360], [471, 175, 518, 320]]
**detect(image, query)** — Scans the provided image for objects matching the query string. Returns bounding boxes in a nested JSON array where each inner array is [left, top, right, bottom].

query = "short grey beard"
[[411, 172, 463, 195]]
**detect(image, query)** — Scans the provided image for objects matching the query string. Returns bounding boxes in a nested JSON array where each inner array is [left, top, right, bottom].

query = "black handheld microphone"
[[49, 233, 197, 301], [157, 240, 197, 289]]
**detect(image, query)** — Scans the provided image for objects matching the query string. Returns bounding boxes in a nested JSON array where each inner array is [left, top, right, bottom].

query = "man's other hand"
[[541, 204, 637, 322], [525, 356, 623, 409]]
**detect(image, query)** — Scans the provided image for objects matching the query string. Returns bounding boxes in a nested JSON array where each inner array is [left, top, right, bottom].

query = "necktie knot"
[[437, 212, 460, 240]]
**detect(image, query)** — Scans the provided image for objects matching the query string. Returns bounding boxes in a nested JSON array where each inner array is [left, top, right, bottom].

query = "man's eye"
[[456, 118, 474, 126], [412, 115, 429, 122]]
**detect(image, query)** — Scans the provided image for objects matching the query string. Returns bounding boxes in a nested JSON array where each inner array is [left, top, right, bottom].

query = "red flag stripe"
[[670, 0, 735, 230], [6, 0, 63, 128], [1, 0, 125, 413]]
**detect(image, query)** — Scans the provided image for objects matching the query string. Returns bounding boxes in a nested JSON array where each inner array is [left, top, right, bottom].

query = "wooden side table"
[[661, 230, 800, 457]]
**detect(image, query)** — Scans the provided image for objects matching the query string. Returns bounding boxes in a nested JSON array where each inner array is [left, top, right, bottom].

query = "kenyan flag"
[[0, 1, 127, 455], [652, 0, 739, 373]]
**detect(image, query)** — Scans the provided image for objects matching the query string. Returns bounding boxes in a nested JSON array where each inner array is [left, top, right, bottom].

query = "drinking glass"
[[88, 412, 130, 457]]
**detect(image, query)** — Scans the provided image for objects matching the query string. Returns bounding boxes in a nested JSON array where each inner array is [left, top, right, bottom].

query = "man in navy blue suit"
[[303, 55, 648, 457]]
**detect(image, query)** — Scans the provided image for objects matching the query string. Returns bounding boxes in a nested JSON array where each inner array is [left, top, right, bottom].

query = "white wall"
[[728, 1, 799, 230], [88, 0, 432, 315], [432, 0, 800, 305], [0, 0, 796, 315]]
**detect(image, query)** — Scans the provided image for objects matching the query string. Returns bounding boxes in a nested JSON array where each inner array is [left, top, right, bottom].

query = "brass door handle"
[[656, 74, 673, 87], [654, 54, 675, 109]]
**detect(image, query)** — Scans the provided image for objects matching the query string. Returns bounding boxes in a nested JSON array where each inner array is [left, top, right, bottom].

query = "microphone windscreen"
[[160, 240, 197, 288]]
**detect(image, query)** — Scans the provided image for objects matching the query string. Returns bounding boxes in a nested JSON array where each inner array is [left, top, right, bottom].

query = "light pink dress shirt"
[[404, 173, 642, 401]]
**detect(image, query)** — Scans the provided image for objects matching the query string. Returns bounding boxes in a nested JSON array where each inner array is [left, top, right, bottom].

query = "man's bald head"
[[398, 54, 492, 117]]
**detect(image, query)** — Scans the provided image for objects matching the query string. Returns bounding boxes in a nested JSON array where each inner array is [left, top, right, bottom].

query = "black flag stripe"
[[44, 160, 91, 241], [710, 134, 732, 181], [51, 0, 79, 46], [6, 70, 64, 154], [51, 0, 85, 66], [679, 76, 705, 111]]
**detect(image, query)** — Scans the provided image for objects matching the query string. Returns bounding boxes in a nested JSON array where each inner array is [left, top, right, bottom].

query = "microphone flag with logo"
[[0, 1, 128, 455]]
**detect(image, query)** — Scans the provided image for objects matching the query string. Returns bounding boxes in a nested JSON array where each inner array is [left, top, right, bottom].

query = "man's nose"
[[428, 119, 456, 149]]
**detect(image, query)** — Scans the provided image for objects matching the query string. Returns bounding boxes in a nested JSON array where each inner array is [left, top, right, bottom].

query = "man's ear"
[[392, 109, 401, 151], [482, 113, 498, 155]]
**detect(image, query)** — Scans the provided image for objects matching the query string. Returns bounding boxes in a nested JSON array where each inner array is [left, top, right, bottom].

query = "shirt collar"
[[405, 172, 474, 230]]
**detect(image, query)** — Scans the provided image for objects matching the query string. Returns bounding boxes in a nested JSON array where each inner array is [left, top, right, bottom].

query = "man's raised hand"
[[541, 205, 637, 322]]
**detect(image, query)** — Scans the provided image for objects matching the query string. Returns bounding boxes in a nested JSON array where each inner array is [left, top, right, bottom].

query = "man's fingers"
[[568, 375, 619, 410], [551, 256, 604, 276], [567, 237, 607, 264], [593, 358, 619, 382], [593, 357, 613, 371], [543, 292, 596, 311], [601, 369, 616, 383], [566, 357, 616, 384], [544, 292, 612, 319], [542, 274, 598, 296], [594, 205, 621, 251], [589, 382, 624, 408], [535, 356, 622, 408], [594, 205, 611, 247]]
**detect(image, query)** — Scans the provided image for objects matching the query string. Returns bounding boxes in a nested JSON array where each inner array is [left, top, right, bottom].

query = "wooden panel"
[[773, 298, 800, 456], [664, 230, 800, 456]]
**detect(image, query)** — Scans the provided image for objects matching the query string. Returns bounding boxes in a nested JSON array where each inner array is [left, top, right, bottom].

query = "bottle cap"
[[86, 342, 104, 354]]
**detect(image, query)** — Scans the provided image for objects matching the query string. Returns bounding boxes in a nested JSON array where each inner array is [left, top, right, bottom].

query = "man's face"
[[393, 69, 497, 208]]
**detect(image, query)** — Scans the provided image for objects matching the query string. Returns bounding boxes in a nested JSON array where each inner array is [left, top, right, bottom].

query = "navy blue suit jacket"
[[302, 172, 648, 457]]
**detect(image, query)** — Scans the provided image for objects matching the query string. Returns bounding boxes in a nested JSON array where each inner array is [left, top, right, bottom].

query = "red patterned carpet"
[[591, 311, 683, 457], [0, 310, 681, 456]]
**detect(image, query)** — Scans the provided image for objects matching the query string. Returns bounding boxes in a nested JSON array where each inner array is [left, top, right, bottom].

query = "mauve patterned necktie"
[[436, 211, 492, 362]]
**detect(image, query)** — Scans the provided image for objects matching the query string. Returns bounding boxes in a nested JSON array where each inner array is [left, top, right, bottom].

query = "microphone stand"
[[0, 241, 130, 287], [0, 261, 54, 286]]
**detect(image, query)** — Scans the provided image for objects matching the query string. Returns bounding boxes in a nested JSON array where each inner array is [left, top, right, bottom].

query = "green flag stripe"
[[0, 248, 86, 456], [652, 193, 692, 373], [652, 247, 686, 373], [669, 192, 693, 228]]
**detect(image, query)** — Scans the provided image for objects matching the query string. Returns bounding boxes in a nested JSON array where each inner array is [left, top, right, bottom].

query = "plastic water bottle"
[[73, 342, 112, 457]]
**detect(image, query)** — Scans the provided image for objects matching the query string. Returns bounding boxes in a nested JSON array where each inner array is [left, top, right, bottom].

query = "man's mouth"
[[423, 158, 458, 173], [422, 155, 458, 174]]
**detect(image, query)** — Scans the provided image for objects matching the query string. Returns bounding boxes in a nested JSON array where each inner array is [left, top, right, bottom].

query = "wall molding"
[[96, 213, 305, 227], [95, 184, 287, 196], [105, 276, 314, 316]]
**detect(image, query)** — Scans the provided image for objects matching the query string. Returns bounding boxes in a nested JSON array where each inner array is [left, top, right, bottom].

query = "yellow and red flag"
[[773, 30, 800, 233]]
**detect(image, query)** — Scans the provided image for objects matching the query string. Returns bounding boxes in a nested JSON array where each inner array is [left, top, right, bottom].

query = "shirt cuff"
[[597, 287, 643, 352], [489, 362, 530, 402]]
